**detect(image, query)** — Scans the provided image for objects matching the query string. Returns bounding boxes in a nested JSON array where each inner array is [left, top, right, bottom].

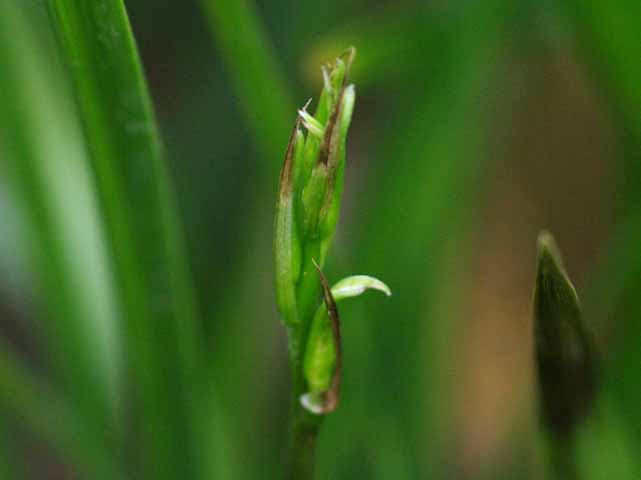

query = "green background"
[[0, 0, 639, 478]]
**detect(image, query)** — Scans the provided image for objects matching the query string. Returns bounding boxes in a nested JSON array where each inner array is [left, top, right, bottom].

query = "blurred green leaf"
[[0, 3, 122, 475], [47, 0, 208, 477], [577, 396, 639, 479], [194, 1, 299, 476], [562, 0, 641, 451], [302, 6, 428, 90], [199, 0, 294, 174], [562, 0, 641, 132], [583, 216, 641, 464], [316, 2, 512, 478]]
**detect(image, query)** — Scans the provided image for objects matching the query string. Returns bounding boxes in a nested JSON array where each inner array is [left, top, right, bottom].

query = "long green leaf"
[[199, 0, 294, 173], [47, 0, 206, 477], [0, 2, 121, 475]]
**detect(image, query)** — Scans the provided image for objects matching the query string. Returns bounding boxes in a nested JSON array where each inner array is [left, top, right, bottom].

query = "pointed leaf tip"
[[533, 231, 597, 439], [278, 118, 302, 200], [298, 109, 325, 139], [331, 275, 391, 302], [340, 46, 357, 78], [537, 230, 566, 273], [535, 230, 579, 310], [302, 260, 342, 415]]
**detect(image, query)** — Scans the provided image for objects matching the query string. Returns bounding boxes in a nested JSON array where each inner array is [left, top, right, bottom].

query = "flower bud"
[[302, 271, 391, 414], [299, 47, 356, 244], [274, 122, 305, 325], [300, 262, 340, 414], [533, 231, 597, 439]]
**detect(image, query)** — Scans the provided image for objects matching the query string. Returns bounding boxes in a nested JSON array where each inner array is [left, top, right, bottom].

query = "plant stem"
[[285, 326, 322, 480], [287, 402, 321, 480]]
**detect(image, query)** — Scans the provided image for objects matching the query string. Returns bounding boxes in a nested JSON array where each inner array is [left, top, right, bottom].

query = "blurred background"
[[0, 0, 639, 478]]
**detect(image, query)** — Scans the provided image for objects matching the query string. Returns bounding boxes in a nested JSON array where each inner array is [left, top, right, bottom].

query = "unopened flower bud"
[[533, 231, 598, 439]]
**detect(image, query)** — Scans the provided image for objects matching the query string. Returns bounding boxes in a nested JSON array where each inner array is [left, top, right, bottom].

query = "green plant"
[[2, 0, 641, 478], [533, 232, 597, 479], [49, 0, 202, 475], [274, 48, 391, 479], [0, 3, 123, 477]]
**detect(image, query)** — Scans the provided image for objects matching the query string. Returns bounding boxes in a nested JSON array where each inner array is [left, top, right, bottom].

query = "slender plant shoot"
[[274, 47, 391, 479], [533, 231, 598, 479]]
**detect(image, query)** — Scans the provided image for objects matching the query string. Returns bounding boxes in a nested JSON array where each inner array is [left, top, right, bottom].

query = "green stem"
[[286, 325, 322, 480], [282, 225, 329, 477], [287, 401, 321, 480]]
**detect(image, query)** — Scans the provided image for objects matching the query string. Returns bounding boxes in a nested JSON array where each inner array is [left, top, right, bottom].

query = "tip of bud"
[[536, 229, 556, 251], [298, 108, 325, 139], [533, 230, 597, 439], [535, 230, 578, 308], [340, 46, 356, 81], [303, 259, 342, 415], [278, 118, 302, 200], [537, 230, 564, 269]]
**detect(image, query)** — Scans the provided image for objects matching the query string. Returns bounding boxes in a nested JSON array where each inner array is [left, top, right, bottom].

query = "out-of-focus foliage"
[[0, 0, 639, 478]]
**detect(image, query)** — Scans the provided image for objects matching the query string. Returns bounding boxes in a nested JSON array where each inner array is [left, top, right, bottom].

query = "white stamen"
[[297, 109, 325, 139]]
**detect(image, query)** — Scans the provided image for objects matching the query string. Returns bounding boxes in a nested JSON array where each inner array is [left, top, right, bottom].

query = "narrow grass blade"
[[198, 0, 294, 173], [47, 0, 205, 477], [0, 2, 122, 474]]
